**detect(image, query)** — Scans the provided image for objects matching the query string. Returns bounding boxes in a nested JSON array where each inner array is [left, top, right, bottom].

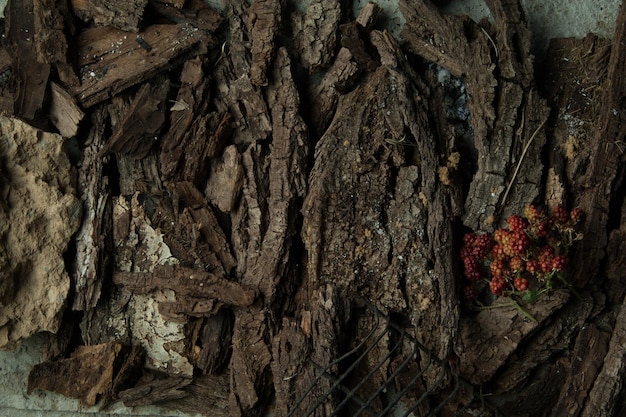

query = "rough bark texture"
[[2, 0, 626, 416]]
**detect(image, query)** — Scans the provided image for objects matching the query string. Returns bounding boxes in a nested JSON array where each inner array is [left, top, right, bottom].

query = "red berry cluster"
[[460, 204, 583, 303]]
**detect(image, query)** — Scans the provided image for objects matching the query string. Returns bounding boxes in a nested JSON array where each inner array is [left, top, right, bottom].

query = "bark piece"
[[457, 290, 569, 385], [294, 0, 341, 72], [401, 0, 548, 231], [493, 293, 594, 394], [212, 0, 271, 145], [248, 0, 282, 86], [340, 21, 379, 72], [551, 322, 611, 417], [112, 264, 256, 307], [227, 48, 309, 416], [159, 373, 230, 417], [70, 23, 211, 107], [287, 286, 351, 417], [234, 47, 308, 301], [302, 30, 458, 359], [308, 1, 380, 136], [229, 310, 272, 417], [0, 117, 81, 348], [118, 371, 192, 406], [310, 47, 360, 136], [48, 82, 85, 138], [581, 295, 626, 417], [174, 181, 237, 274], [205, 145, 244, 213], [71, 0, 148, 32], [100, 78, 169, 159], [33, 0, 70, 64], [568, 1, 626, 288], [4, 0, 51, 120], [72, 106, 112, 311], [27, 342, 141, 407], [356, 2, 382, 30], [271, 318, 310, 417], [150, 203, 227, 275], [160, 57, 212, 182], [188, 313, 233, 374], [149, 0, 223, 32]]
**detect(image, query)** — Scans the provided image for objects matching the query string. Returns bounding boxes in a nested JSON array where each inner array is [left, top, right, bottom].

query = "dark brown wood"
[[294, 0, 341, 72], [4, 0, 51, 121], [48, 81, 85, 137], [160, 56, 212, 182], [27, 342, 141, 407], [248, 0, 282, 86], [5, 0, 626, 416], [100, 78, 169, 158], [112, 264, 255, 307], [149, 0, 224, 31], [70, 0, 147, 32], [118, 372, 192, 406], [69, 23, 213, 107], [72, 106, 112, 311]]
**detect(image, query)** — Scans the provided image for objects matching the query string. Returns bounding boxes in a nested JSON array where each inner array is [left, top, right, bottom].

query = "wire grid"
[[287, 299, 496, 417]]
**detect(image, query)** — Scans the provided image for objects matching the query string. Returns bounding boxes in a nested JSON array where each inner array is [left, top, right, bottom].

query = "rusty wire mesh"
[[287, 299, 499, 417]]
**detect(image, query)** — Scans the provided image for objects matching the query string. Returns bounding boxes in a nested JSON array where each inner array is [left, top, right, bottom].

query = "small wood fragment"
[[4, 0, 51, 120], [72, 106, 112, 311], [205, 145, 244, 213], [248, 0, 282, 86], [33, 0, 70, 64], [118, 371, 192, 406], [112, 264, 255, 307], [48, 82, 85, 138], [294, 0, 341, 72], [174, 181, 238, 273], [70, 0, 148, 32], [100, 78, 169, 158], [27, 342, 139, 407], [150, 0, 224, 31]]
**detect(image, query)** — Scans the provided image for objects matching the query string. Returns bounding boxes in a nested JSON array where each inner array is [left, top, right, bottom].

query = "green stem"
[[508, 298, 537, 322]]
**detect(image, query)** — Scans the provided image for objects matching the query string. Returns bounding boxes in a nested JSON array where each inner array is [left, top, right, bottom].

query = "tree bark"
[[1, 0, 625, 416]]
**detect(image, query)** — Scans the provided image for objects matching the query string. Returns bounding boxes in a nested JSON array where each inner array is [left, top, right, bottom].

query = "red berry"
[[524, 204, 544, 224], [508, 231, 530, 255], [526, 260, 540, 274], [510, 256, 525, 272], [537, 245, 556, 260], [514, 277, 529, 291], [537, 245, 556, 272], [551, 205, 569, 225], [490, 259, 508, 277], [570, 207, 583, 224], [462, 285, 477, 302], [489, 276, 507, 296], [472, 234, 494, 259], [532, 220, 552, 238], [463, 233, 477, 246], [491, 244, 508, 262], [494, 228, 509, 244], [507, 214, 528, 232], [552, 254, 569, 271]]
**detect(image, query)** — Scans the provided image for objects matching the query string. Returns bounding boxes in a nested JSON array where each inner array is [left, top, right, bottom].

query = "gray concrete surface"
[[0, 0, 622, 416]]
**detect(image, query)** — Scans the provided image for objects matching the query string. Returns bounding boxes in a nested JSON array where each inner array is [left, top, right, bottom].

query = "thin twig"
[[480, 26, 499, 58], [500, 119, 547, 210]]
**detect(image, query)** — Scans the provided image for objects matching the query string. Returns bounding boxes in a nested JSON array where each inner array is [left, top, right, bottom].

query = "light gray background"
[[0, 0, 622, 416]]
